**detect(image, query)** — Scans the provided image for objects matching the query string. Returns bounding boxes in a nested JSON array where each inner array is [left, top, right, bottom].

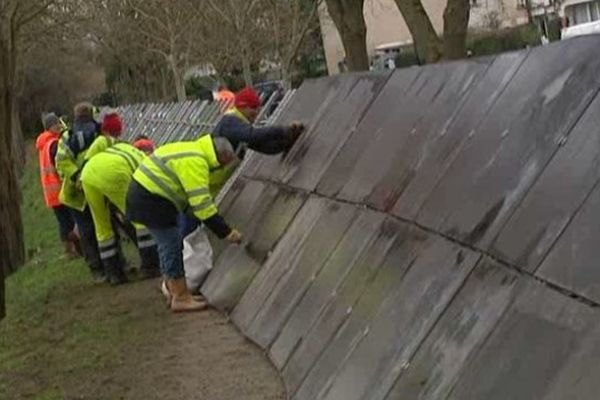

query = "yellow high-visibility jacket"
[[54, 120, 116, 210], [84, 135, 119, 162], [81, 142, 147, 249], [81, 141, 144, 214], [132, 135, 223, 221]]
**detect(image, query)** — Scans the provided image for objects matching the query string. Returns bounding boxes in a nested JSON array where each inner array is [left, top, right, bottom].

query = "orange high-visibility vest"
[[36, 131, 62, 208]]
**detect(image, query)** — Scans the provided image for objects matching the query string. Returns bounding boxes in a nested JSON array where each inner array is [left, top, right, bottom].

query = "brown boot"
[[67, 231, 83, 258], [62, 240, 79, 259], [166, 278, 207, 313]]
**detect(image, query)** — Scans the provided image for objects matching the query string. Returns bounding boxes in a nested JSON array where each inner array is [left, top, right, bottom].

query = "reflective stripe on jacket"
[[81, 142, 146, 245], [84, 135, 119, 162], [35, 131, 62, 208], [81, 141, 145, 205], [55, 121, 101, 210], [132, 135, 221, 221]]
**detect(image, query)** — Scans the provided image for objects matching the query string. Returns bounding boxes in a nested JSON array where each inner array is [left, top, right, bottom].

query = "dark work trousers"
[[69, 206, 103, 274], [52, 205, 75, 241], [110, 204, 159, 271]]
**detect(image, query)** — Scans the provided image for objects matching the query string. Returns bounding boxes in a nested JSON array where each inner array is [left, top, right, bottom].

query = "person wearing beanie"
[[132, 135, 155, 155], [55, 102, 105, 282], [211, 86, 305, 195], [35, 112, 81, 259], [83, 112, 124, 158]]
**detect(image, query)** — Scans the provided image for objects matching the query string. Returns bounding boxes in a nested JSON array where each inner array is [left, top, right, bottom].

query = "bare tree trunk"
[[167, 54, 186, 102], [393, 0, 443, 63], [443, 0, 471, 59], [160, 68, 170, 101], [281, 62, 292, 90], [12, 98, 24, 171], [524, 0, 533, 23], [241, 51, 253, 87], [0, 36, 25, 319], [324, 0, 370, 71]]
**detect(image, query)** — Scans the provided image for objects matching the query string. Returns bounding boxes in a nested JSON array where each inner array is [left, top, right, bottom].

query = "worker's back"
[[82, 143, 145, 192], [132, 136, 220, 214]]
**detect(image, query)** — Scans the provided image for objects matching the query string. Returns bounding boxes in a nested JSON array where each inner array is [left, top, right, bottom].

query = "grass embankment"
[[0, 147, 164, 399]]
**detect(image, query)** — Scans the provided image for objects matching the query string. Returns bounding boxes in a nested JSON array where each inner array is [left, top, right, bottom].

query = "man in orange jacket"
[[35, 112, 80, 258]]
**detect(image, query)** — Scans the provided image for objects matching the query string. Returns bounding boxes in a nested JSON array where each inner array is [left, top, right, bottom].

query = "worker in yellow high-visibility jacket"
[[80, 132, 161, 285], [126, 135, 241, 313], [54, 103, 106, 281]]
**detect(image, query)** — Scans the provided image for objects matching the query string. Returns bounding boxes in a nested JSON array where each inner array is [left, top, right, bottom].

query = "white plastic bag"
[[182, 226, 213, 292]]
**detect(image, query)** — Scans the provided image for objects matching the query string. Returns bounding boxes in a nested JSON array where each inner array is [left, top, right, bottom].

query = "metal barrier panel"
[[537, 181, 600, 303], [491, 92, 600, 271], [391, 50, 528, 220], [119, 36, 600, 400], [385, 258, 520, 399], [415, 36, 600, 249], [201, 179, 307, 311], [119, 90, 293, 146], [445, 280, 599, 400]]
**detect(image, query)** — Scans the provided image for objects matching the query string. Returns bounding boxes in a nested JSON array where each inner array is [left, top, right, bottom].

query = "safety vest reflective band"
[[137, 155, 188, 211], [104, 146, 140, 173], [39, 138, 62, 208], [133, 137, 220, 221], [136, 227, 155, 249], [56, 138, 74, 162], [98, 237, 118, 260]]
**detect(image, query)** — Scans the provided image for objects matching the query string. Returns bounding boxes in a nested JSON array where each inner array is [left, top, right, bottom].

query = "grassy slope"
[[0, 145, 161, 400]]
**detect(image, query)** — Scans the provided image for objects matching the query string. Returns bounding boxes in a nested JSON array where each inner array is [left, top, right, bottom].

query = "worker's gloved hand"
[[226, 229, 243, 244]]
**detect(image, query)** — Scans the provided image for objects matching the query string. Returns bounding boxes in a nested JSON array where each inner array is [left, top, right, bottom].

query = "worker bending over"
[[213, 86, 304, 160], [126, 135, 242, 313], [80, 115, 160, 285]]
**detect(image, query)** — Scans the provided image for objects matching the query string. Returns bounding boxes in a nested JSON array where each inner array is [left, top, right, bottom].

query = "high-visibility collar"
[[225, 107, 251, 124]]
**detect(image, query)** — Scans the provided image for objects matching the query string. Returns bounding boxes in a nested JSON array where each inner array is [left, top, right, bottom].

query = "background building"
[[319, 0, 539, 74]]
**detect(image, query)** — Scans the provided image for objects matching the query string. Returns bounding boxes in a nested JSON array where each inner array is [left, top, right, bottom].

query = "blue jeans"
[[148, 226, 184, 279], [177, 213, 199, 238]]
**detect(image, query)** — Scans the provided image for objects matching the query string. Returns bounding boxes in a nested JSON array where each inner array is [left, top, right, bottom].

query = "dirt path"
[[127, 291, 286, 400], [2, 276, 285, 400]]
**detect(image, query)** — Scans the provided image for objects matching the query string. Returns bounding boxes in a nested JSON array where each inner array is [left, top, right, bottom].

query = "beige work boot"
[[167, 278, 207, 313], [161, 279, 206, 305]]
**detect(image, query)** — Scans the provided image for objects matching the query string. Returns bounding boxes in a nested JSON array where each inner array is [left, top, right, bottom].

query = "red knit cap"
[[235, 87, 261, 109], [102, 113, 123, 137]]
